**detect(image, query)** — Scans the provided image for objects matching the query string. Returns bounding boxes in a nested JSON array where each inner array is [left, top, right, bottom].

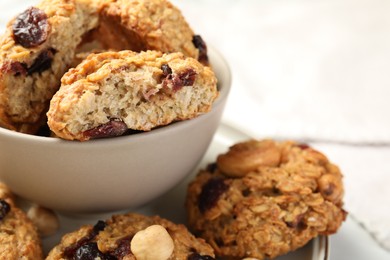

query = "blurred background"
[[171, 0, 390, 143], [1, 0, 390, 259]]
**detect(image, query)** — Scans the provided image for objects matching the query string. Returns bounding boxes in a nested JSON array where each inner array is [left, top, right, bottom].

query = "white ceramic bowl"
[[0, 48, 231, 213]]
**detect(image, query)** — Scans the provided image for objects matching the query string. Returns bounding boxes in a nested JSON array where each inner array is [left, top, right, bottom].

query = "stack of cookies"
[[0, 0, 218, 140]]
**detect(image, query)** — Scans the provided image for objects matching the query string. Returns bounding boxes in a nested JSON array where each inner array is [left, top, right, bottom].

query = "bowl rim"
[[0, 46, 232, 147]]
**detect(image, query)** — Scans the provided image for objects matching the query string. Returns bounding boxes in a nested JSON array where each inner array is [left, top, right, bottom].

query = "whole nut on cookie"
[[27, 205, 59, 237], [130, 224, 174, 260], [217, 139, 281, 177]]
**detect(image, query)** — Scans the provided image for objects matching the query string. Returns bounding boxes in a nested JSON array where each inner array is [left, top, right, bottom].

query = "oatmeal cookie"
[[46, 212, 215, 260], [95, 0, 208, 65], [0, 0, 99, 133], [0, 0, 208, 135], [0, 182, 43, 259], [47, 50, 218, 141], [186, 139, 347, 259]]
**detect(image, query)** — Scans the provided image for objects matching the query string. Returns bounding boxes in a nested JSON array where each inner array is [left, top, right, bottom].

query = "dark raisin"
[[170, 76, 182, 91], [11, 62, 28, 76], [286, 214, 307, 231], [63, 221, 106, 258], [75, 242, 115, 260], [110, 235, 133, 258], [63, 237, 89, 258], [12, 7, 50, 48], [296, 143, 310, 150], [198, 178, 228, 213], [161, 64, 172, 77], [242, 188, 251, 197], [0, 61, 28, 76], [286, 221, 294, 228], [171, 68, 197, 92], [0, 49, 55, 76], [215, 237, 224, 247], [178, 68, 197, 87], [206, 162, 218, 173], [323, 183, 336, 196], [192, 35, 209, 64], [160, 64, 173, 86], [92, 220, 106, 234], [27, 48, 56, 75], [162, 68, 197, 92], [0, 199, 11, 221], [297, 220, 307, 230], [187, 252, 215, 260], [83, 119, 128, 140], [273, 187, 280, 193]]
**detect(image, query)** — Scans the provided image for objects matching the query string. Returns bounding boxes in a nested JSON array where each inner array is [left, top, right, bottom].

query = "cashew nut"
[[217, 139, 281, 177]]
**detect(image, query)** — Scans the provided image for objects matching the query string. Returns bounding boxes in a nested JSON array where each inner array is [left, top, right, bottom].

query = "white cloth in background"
[[1, 0, 389, 252], [173, 0, 390, 144]]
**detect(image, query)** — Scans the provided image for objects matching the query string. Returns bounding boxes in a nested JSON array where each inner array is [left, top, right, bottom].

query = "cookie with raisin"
[[186, 139, 347, 259], [47, 50, 218, 141], [0, 182, 43, 259], [0, 0, 100, 133], [95, 0, 208, 65], [46, 212, 215, 260]]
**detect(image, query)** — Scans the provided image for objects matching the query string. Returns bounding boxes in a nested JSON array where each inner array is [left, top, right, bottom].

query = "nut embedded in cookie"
[[217, 139, 282, 177]]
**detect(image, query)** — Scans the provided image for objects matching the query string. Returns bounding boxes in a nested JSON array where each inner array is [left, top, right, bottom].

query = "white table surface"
[[330, 218, 390, 259], [1, 0, 390, 259]]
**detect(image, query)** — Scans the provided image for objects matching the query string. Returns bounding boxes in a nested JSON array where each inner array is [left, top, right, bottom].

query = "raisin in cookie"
[[0, 182, 43, 259], [95, 0, 208, 65], [0, 0, 99, 133], [186, 139, 347, 259], [47, 50, 218, 141], [46, 212, 215, 260]]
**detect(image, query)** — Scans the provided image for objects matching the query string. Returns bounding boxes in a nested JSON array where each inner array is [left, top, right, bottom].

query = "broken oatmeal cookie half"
[[47, 50, 218, 141]]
